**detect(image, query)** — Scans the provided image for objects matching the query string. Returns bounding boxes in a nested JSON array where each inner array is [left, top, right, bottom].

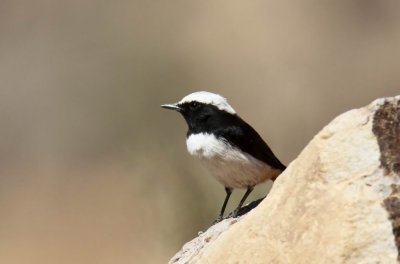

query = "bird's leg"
[[213, 187, 232, 223], [220, 187, 233, 217], [232, 186, 254, 217]]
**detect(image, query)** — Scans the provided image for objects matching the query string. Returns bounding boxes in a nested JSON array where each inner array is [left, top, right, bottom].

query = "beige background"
[[1, 1, 399, 263]]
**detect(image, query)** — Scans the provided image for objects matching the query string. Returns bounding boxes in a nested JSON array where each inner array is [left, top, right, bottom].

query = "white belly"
[[186, 133, 280, 189]]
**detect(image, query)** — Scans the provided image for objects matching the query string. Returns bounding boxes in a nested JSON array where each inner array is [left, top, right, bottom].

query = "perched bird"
[[161, 91, 286, 221]]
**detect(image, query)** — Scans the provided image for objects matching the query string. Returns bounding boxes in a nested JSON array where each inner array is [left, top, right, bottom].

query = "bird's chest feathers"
[[185, 133, 275, 188], [186, 133, 240, 159]]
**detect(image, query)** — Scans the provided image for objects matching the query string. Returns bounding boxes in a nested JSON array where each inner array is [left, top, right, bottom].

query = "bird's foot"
[[212, 214, 224, 225], [227, 208, 240, 218], [228, 197, 266, 219]]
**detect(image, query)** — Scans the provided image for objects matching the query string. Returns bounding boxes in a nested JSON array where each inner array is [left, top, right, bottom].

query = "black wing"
[[215, 117, 286, 171]]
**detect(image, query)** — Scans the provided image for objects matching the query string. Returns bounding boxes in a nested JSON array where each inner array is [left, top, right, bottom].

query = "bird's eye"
[[190, 102, 199, 109]]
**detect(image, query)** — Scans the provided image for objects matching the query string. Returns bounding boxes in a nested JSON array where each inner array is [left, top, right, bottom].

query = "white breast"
[[186, 133, 280, 189]]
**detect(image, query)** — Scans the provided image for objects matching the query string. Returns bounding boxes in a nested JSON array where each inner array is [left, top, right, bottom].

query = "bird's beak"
[[161, 103, 182, 112]]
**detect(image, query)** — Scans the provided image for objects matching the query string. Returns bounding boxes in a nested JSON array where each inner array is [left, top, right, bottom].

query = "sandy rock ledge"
[[170, 95, 400, 264]]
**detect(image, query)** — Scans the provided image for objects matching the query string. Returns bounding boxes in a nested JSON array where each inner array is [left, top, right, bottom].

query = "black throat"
[[178, 103, 241, 137]]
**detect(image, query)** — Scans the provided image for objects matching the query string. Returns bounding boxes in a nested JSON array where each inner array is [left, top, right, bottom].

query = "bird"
[[161, 91, 286, 222]]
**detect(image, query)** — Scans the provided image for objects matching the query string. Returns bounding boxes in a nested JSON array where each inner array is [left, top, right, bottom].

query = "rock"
[[169, 198, 265, 264], [169, 95, 400, 264], [169, 217, 244, 264]]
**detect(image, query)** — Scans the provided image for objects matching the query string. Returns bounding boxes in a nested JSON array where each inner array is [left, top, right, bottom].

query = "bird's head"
[[161, 91, 237, 133]]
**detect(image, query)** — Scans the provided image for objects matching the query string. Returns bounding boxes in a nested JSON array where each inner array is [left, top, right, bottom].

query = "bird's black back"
[[214, 118, 286, 171]]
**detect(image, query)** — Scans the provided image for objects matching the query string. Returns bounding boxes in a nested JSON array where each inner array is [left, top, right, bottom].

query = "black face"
[[177, 101, 238, 136]]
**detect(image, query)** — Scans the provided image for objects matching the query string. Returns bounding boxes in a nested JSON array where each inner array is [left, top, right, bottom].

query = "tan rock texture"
[[170, 95, 400, 264]]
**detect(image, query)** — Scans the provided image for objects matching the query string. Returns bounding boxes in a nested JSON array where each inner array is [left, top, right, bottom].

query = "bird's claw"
[[212, 215, 223, 225]]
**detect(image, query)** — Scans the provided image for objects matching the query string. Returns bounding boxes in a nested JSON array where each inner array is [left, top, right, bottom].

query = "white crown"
[[178, 91, 236, 114]]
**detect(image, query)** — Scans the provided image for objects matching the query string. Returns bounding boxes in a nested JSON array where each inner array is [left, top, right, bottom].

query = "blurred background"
[[0, 0, 400, 263]]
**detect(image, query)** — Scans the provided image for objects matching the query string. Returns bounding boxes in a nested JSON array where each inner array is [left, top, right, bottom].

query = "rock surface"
[[169, 95, 400, 264]]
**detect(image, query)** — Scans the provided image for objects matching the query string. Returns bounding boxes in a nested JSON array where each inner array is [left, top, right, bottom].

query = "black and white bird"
[[161, 91, 286, 221]]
